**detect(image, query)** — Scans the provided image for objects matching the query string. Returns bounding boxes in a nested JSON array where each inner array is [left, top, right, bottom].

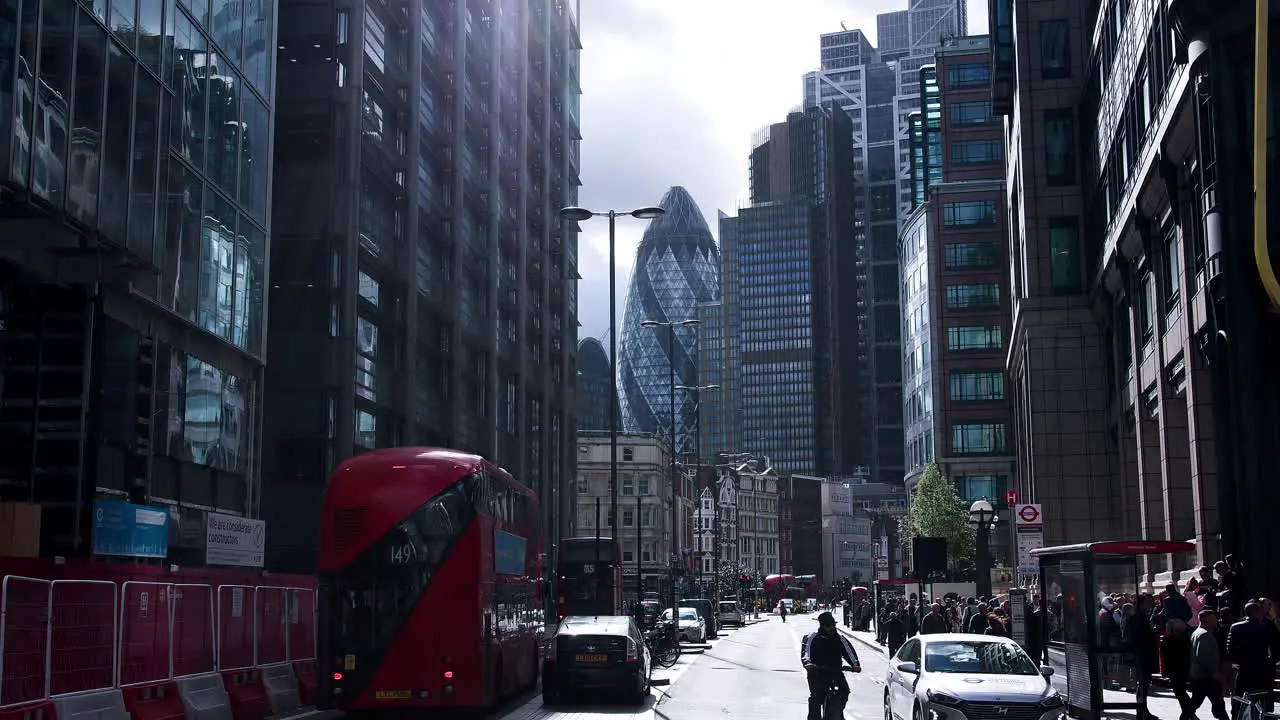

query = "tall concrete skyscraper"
[[264, 0, 583, 570], [618, 186, 721, 457], [802, 0, 966, 486]]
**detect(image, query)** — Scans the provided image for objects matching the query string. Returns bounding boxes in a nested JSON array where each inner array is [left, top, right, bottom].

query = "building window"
[[950, 139, 1003, 166], [950, 101, 995, 127], [622, 476, 634, 495], [577, 479, 589, 494], [947, 63, 990, 88], [1040, 20, 1071, 79], [955, 474, 1007, 502], [945, 284, 1001, 310], [623, 447, 634, 461], [1048, 216, 1082, 294], [1162, 223, 1182, 310], [623, 546, 634, 562], [638, 477, 651, 495], [944, 242, 1000, 270], [942, 200, 998, 228], [946, 325, 1002, 352], [1136, 271, 1155, 342], [622, 509, 634, 527], [950, 371, 1005, 401], [1044, 109, 1077, 186], [952, 423, 1007, 454]]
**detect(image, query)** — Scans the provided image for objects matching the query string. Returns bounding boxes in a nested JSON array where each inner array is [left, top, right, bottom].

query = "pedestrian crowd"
[[866, 558, 1279, 720]]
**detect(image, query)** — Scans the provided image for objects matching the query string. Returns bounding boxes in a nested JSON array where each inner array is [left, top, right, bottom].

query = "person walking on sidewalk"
[[883, 611, 907, 658], [1184, 609, 1229, 720]]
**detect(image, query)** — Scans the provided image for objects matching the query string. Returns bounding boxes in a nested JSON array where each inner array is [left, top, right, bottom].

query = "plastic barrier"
[[258, 665, 300, 718], [218, 671, 267, 720], [0, 576, 52, 709], [50, 689, 129, 720], [289, 662, 315, 708], [120, 682, 184, 720], [174, 674, 231, 720]]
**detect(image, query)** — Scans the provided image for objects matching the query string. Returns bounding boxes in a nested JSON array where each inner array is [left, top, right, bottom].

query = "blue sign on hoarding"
[[494, 530, 527, 575], [92, 499, 170, 558]]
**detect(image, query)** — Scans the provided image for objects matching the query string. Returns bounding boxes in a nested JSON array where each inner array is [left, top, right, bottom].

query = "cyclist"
[[801, 611, 862, 720]]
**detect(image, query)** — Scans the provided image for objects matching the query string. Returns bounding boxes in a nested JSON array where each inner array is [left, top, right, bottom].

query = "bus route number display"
[[389, 542, 420, 565], [582, 563, 594, 574]]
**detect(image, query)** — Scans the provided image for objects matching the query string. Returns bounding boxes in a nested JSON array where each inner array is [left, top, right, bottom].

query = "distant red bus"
[[556, 536, 622, 618], [763, 574, 795, 606], [317, 448, 542, 711]]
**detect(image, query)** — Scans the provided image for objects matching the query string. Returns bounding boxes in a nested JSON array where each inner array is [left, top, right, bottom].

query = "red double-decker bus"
[[317, 447, 542, 711], [556, 537, 622, 618]]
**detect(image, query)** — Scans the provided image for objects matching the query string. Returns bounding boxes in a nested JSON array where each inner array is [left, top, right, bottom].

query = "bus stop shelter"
[[1032, 540, 1197, 720]]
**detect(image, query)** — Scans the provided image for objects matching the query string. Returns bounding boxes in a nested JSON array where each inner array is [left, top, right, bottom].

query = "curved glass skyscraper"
[[618, 186, 721, 456], [576, 337, 613, 432]]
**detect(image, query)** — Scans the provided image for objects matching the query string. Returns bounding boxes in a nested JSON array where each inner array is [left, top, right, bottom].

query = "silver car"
[[884, 634, 1065, 720]]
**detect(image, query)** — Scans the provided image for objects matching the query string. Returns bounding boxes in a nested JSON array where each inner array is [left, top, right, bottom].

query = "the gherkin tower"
[[618, 186, 721, 455]]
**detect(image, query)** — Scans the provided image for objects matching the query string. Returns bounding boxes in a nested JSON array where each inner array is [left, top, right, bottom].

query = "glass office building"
[[617, 186, 720, 457], [0, 0, 275, 559], [576, 337, 613, 432], [264, 0, 582, 570]]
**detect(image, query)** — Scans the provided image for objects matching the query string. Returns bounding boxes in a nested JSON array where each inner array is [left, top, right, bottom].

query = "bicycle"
[[644, 620, 681, 669], [807, 665, 858, 720]]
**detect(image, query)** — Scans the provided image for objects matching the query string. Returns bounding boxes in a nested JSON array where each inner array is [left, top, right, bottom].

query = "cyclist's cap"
[[817, 611, 836, 626]]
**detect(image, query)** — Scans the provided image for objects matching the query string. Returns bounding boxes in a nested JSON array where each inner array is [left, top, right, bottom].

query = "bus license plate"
[[574, 653, 607, 663], [375, 691, 412, 700]]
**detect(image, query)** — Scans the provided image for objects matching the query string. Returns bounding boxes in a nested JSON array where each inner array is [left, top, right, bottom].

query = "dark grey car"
[[542, 615, 651, 706]]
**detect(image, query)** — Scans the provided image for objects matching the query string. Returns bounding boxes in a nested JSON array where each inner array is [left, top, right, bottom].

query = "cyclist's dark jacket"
[[801, 630, 859, 669]]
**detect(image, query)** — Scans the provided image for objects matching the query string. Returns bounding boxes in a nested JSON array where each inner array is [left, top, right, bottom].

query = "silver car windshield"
[[923, 641, 1039, 675]]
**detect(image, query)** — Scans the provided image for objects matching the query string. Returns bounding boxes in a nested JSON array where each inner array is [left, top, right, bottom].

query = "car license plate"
[[574, 653, 607, 663], [374, 690, 412, 700]]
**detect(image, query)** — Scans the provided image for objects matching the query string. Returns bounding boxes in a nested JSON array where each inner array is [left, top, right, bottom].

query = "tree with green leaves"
[[715, 561, 755, 597], [899, 461, 976, 571]]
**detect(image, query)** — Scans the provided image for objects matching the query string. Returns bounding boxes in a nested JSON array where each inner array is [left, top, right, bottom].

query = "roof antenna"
[[840, 21, 848, 31]]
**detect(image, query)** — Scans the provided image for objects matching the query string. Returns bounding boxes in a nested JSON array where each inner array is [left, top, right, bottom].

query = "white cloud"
[[570, 0, 985, 342]]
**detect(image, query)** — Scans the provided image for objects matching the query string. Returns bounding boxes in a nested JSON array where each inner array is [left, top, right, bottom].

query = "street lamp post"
[[641, 318, 701, 616], [558, 206, 664, 559], [675, 382, 719, 599], [969, 498, 999, 599]]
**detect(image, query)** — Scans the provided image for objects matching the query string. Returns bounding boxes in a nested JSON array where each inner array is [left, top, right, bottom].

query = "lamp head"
[[631, 206, 665, 220], [559, 206, 594, 222], [641, 320, 662, 328]]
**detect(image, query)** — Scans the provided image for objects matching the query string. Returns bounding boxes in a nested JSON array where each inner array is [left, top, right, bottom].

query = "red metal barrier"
[[292, 661, 316, 707], [0, 561, 318, 712], [0, 577, 51, 708], [170, 585, 213, 678], [215, 587, 255, 671], [220, 670, 268, 720], [117, 583, 173, 687], [47, 580, 116, 696], [119, 682, 184, 720], [0, 699, 55, 720]]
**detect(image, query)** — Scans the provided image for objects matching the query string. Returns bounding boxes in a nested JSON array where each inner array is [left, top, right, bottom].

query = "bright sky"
[[572, 0, 988, 343]]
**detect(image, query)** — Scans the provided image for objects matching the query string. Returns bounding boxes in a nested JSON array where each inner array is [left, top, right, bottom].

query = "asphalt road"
[[493, 613, 891, 720]]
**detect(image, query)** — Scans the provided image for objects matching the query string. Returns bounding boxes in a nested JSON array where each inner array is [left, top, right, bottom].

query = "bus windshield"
[[559, 562, 610, 616]]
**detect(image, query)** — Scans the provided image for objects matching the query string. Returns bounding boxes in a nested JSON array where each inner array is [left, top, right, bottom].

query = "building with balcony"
[[993, 0, 1280, 594], [262, 0, 583, 570], [0, 0, 275, 559]]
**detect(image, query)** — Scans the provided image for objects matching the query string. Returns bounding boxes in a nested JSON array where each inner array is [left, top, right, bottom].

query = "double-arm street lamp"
[[641, 318, 701, 614], [969, 498, 999, 599], [675, 383, 719, 597], [559, 205, 664, 544]]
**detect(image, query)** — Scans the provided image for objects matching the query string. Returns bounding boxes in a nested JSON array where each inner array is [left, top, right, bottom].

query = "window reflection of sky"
[[165, 352, 247, 473]]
